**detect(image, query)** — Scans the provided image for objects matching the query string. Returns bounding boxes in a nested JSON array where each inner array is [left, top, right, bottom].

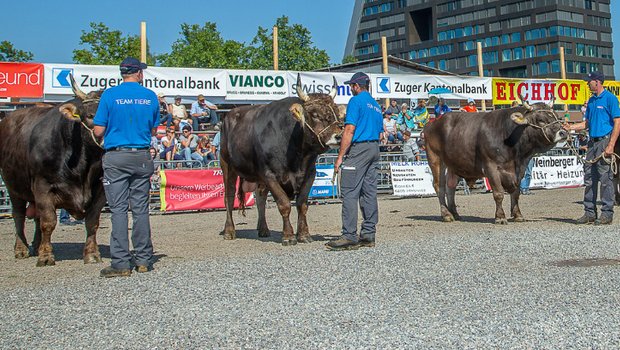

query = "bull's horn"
[[547, 97, 555, 108], [329, 76, 338, 99], [296, 73, 309, 102], [70, 74, 87, 100], [517, 92, 533, 111]]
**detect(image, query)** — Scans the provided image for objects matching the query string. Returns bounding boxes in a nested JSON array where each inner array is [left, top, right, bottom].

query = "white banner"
[[389, 162, 436, 196], [226, 70, 289, 100], [370, 74, 492, 100], [44, 64, 227, 97], [530, 155, 584, 189], [286, 71, 356, 105]]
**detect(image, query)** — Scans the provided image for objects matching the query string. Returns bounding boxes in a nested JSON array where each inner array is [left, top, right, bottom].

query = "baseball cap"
[[467, 98, 475, 103], [157, 93, 165, 98], [344, 72, 370, 85], [197, 94, 205, 101], [120, 57, 147, 75], [385, 110, 392, 115], [585, 71, 605, 83], [174, 95, 182, 100]]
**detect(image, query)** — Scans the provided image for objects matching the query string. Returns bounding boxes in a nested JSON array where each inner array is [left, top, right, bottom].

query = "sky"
[[2, 0, 620, 77]]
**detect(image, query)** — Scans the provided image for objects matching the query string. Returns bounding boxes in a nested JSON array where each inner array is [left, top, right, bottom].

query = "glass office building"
[[345, 0, 614, 79]]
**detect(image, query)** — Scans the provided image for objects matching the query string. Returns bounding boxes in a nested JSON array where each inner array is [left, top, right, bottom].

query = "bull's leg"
[[221, 157, 238, 240], [255, 186, 271, 238], [486, 171, 508, 225], [510, 190, 524, 222], [446, 169, 461, 221], [83, 191, 106, 264], [295, 170, 315, 243], [32, 182, 57, 266], [10, 196, 29, 259], [31, 217, 42, 256], [264, 179, 296, 246], [426, 150, 453, 222]]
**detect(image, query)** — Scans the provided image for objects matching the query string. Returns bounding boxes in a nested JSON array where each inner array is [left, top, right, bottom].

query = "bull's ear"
[[289, 103, 305, 126], [58, 103, 81, 121], [510, 112, 528, 125], [337, 105, 346, 120]]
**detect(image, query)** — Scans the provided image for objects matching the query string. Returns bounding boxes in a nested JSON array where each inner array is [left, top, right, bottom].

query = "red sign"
[[160, 169, 254, 212], [0, 62, 44, 98]]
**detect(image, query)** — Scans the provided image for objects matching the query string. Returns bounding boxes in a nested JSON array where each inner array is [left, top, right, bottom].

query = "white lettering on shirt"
[[115, 98, 153, 105]]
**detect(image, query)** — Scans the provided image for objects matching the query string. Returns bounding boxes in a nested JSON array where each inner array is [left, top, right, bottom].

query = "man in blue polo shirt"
[[327, 72, 383, 250], [94, 57, 159, 277], [564, 71, 620, 225]]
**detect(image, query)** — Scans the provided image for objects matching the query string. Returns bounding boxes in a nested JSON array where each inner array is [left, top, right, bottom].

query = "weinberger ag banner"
[[0, 62, 44, 98], [493, 78, 588, 105]]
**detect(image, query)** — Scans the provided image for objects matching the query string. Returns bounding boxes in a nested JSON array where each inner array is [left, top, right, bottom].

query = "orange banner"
[[159, 169, 254, 212], [0, 62, 44, 98]]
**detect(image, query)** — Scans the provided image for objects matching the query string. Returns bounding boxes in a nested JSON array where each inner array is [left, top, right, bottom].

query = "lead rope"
[[77, 118, 103, 149], [563, 132, 620, 175], [303, 105, 341, 149]]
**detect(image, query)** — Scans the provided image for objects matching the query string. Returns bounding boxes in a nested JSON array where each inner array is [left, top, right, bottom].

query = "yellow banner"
[[492, 78, 589, 105], [603, 81, 620, 101]]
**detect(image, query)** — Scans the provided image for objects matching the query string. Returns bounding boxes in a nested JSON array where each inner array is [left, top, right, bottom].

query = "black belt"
[[106, 147, 149, 152], [591, 134, 610, 142], [353, 140, 378, 144]]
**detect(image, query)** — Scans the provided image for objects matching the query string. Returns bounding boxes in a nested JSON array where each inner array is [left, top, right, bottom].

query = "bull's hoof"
[[14, 248, 30, 259], [223, 231, 236, 240], [258, 229, 271, 238], [495, 218, 508, 225], [297, 235, 313, 243], [452, 213, 461, 221], [36, 256, 56, 267], [282, 238, 298, 246], [513, 216, 525, 223], [442, 215, 455, 222], [83, 253, 102, 264]]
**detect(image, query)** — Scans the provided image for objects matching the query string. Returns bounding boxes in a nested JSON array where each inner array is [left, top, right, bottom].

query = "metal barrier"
[[0, 176, 10, 213]]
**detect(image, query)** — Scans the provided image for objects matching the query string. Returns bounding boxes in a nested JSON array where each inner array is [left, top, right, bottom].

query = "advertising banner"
[[0, 62, 44, 98], [226, 70, 289, 100], [530, 155, 584, 189], [159, 169, 254, 212], [389, 162, 436, 196], [604, 81, 620, 101], [44, 64, 227, 97], [309, 164, 338, 198], [371, 74, 491, 100], [492, 78, 588, 105], [286, 71, 356, 105]]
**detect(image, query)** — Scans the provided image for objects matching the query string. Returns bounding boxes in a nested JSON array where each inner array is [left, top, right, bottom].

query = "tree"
[[341, 55, 358, 65], [157, 22, 250, 69], [248, 16, 329, 71], [0, 41, 33, 62], [73, 22, 155, 65]]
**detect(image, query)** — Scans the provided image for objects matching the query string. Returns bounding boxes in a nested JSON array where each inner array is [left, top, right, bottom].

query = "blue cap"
[[344, 72, 370, 85], [585, 71, 604, 83], [120, 57, 147, 75]]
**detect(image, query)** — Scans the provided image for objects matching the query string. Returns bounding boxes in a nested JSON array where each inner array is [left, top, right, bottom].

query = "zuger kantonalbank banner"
[[371, 74, 492, 100], [44, 64, 227, 97], [493, 78, 589, 105]]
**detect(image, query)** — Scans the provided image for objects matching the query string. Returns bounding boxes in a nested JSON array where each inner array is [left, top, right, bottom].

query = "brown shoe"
[[100, 266, 131, 278], [136, 265, 150, 273], [359, 239, 375, 248], [575, 215, 596, 225], [595, 216, 613, 225], [325, 237, 359, 251]]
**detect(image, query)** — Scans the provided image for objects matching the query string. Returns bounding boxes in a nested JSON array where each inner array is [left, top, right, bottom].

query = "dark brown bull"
[[221, 74, 343, 245], [424, 100, 568, 224], [0, 76, 105, 266]]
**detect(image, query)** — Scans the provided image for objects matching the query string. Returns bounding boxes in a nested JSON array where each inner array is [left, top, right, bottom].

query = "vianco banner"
[[44, 64, 227, 97], [226, 70, 289, 100], [493, 78, 588, 105], [371, 74, 491, 100], [0, 62, 44, 98]]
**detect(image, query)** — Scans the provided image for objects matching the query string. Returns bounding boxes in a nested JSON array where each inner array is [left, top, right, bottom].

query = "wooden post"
[[477, 42, 486, 111], [140, 22, 147, 63], [560, 46, 568, 112], [382, 36, 389, 109], [273, 26, 279, 71]]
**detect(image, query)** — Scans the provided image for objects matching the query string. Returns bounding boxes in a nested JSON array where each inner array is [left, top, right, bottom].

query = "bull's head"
[[290, 73, 344, 148], [511, 94, 567, 144], [58, 74, 102, 129]]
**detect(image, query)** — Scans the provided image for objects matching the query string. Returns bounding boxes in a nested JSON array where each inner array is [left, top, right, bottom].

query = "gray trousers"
[[584, 137, 615, 218], [340, 142, 380, 242], [102, 150, 154, 269]]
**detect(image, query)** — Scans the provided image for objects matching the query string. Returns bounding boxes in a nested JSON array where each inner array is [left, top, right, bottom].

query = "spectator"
[[417, 132, 426, 152], [460, 98, 478, 112], [158, 93, 173, 127], [434, 98, 452, 117], [576, 132, 589, 155], [402, 130, 420, 162], [581, 101, 588, 118], [382, 111, 402, 144], [171, 95, 189, 130], [149, 147, 162, 191], [190, 94, 220, 131], [399, 103, 416, 131], [520, 158, 535, 195], [194, 136, 216, 165], [59, 209, 83, 226], [179, 125, 199, 167], [413, 99, 429, 129], [160, 127, 183, 167], [386, 99, 400, 115], [212, 130, 221, 159]]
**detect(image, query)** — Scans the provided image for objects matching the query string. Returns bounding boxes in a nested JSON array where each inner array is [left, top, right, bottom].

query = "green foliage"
[[73, 22, 155, 65], [341, 55, 358, 65], [248, 16, 329, 71], [156, 22, 250, 69], [0, 41, 33, 62]]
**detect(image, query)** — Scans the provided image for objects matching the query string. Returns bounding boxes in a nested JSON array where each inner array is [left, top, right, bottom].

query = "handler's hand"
[[562, 122, 571, 131], [604, 143, 614, 157], [334, 157, 343, 174]]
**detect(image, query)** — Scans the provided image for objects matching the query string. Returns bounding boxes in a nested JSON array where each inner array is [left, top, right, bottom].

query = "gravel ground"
[[1, 187, 620, 349]]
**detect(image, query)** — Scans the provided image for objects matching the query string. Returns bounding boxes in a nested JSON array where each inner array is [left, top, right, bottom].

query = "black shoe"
[[136, 265, 151, 273], [359, 239, 375, 248], [325, 237, 359, 251], [595, 216, 613, 225], [575, 214, 596, 225], [100, 266, 131, 278]]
